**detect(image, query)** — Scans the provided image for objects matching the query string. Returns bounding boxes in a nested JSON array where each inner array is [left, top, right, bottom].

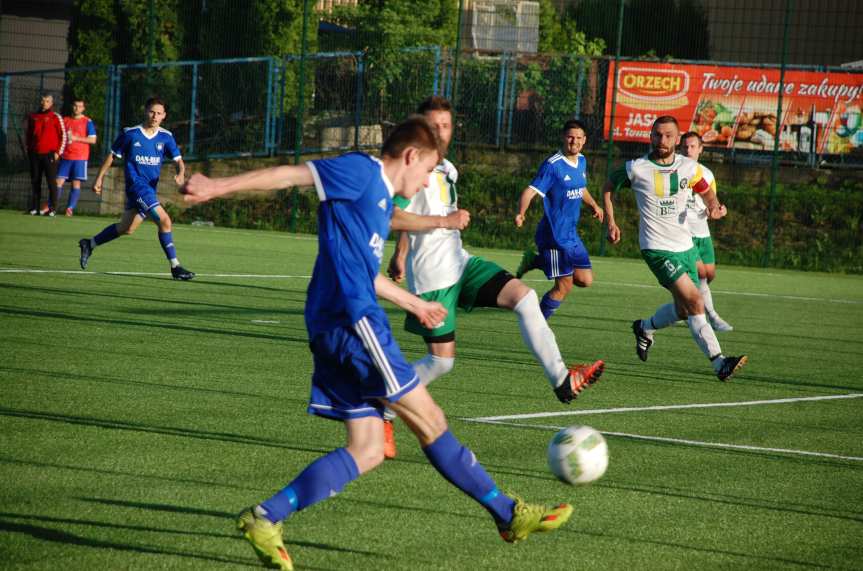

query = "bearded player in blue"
[[515, 119, 604, 320], [78, 97, 194, 280], [182, 116, 573, 571]]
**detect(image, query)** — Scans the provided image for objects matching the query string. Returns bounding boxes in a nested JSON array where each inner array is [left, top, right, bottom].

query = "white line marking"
[[251, 320, 280, 324], [0, 269, 311, 278], [3, 267, 862, 305], [463, 418, 863, 462], [468, 394, 863, 422]]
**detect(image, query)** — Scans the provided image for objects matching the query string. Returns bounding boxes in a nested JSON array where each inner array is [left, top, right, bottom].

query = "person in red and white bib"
[[56, 99, 97, 216]]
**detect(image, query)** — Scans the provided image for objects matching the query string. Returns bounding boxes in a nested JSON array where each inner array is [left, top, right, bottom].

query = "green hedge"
[[172, 166, 863, 274]]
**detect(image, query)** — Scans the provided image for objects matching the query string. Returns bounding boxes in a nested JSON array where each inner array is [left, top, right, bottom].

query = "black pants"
[[28, 152, 59, 212]]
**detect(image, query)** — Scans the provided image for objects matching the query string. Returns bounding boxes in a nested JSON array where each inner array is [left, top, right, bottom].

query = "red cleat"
[[554, 360, 605, 403]]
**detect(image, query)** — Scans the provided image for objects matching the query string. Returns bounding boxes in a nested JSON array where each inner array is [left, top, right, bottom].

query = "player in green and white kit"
[[384, 97, 605, 458], [681, 131, 733, 332], [603, 116, 747, 381]]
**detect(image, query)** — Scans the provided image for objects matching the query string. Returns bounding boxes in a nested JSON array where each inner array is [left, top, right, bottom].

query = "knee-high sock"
[[158, 231, 179, 266], [257, 447, 359, 523], [92, 224, 119, 247], [539, 291, 562, 320], [687, 314, 722, 361], [643, 303, 680, 334], [699, 278, 718, 317], [68, 186, 81, 210], [423, 430, 515, 525], [513, 290, 568, 388]]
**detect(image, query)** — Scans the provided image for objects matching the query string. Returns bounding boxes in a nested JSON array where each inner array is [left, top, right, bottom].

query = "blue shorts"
[[125, 183, 161, 219], [538, 240, 592, 279], [308, 308, 419, 421], [57, 159, 88, 181]]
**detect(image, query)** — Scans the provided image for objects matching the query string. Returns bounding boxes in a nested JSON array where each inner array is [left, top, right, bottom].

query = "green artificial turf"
[[1, 210, 861, 570]]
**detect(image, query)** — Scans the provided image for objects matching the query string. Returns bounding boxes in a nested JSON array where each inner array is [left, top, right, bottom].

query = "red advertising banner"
[[604, 61, 863, 155]]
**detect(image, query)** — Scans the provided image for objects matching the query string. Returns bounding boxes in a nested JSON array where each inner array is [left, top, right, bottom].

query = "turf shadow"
[[0, 511, 233, 539]]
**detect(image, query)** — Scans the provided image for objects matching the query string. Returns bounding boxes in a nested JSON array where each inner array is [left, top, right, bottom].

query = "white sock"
[[644, 303, 680, 334], [170, 258, 180, 268], [89, 238, 96, 249], [687, 313, 723, 362], [513, 290, 568, 388], [383, 354, 455, 422], [699, 278, 717, 318], [413, 354, 455, 386]]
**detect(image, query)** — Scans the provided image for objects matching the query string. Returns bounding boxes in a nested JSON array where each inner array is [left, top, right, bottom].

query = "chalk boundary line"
[[462, 393, 863, 462], [1, 268, 860, 305]]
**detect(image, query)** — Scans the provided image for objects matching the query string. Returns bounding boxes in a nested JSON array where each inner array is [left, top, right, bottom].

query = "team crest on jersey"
[[679, 177, 688, 189], [156, 143, 164, 151]]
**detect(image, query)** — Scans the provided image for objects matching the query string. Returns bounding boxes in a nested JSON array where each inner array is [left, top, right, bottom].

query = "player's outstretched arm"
[[173, 157, 186, 186], [582, 188, 604, 223], [387, 231, 409, 283], [92, 153, 114, 195], [374, 274, 447, 330], [602, 181, 620, 243], [390, 206, 470, 232], [182, 165, 315, 204], [514, 186, 537, 228]]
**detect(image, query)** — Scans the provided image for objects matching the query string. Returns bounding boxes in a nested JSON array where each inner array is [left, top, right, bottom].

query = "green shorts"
[[641, 248, 699, 289], [405, 256, 507, 337], [692, 236, 716, 265]]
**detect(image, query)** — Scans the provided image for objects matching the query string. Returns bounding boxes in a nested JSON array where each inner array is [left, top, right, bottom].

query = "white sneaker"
[[710, 314, 734, 332], [28, 209, 38, 215]]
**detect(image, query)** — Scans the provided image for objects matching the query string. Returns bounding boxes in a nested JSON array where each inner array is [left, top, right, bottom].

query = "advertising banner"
[[604, 61, 863, 155]]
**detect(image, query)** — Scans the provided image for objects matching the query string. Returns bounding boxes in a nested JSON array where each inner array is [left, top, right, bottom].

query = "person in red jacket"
[[26, 94, 67, 216]]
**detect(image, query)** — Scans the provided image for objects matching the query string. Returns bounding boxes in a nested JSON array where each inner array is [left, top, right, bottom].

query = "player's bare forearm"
[[387, 232, 409, 283], [182, 164, 314, 204], [86, 135, 97, 145], [583, 189, 604, 221], [374, 274, 447, 329], [515, 187, 536, 227], [603, 182, 620, 242], [391, 207, 469, 232], [698, 188, 726, 219]]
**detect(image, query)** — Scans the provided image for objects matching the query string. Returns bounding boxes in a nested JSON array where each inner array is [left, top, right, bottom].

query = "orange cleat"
[[383, 419, 397, 459], [554, 360, 605, 404]]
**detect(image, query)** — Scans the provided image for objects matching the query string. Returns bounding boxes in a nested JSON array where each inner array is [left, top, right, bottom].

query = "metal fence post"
[[574, 57, 586, 119], [505, 54, 518, 147], [290, 0, 311, 233], [764, 0, 793, 267], [600, 0, 626, 257], [264, 57, 275, 156], [113, 67, 122, 145], [495, 53, 508, 148], [432, 46, 441, 95], [354, 53, 365, 150], [102, 65, 114, 156], [189, 62, 198, 157], [1, 76, 10, 159]]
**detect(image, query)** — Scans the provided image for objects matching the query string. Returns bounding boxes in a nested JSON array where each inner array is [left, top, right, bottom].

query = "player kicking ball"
[[603, 115, 747, 381], [385, 98, 604, 458], [182, 116, 573, 571], [78, 97, 194, 280], [514, 119, 604, 320]]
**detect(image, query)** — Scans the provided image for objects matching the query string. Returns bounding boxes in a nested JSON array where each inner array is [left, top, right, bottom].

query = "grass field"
[[1, 209, 862, 570]]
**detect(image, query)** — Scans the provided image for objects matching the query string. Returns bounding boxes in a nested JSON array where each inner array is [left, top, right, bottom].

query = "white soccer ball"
[[547, 425, 609, 485]]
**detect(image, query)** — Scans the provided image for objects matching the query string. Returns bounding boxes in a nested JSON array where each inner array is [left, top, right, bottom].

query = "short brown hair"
[[562, 119, 587, 135], [145, 97, 166, 112], [652, 115, 679, 130], [381, 115, 441, 162], [417, 95, 452, 115], [680, 131, 703, 145]]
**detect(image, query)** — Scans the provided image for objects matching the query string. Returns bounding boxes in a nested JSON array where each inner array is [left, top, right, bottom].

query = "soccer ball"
[[547, 425, 609, 485]]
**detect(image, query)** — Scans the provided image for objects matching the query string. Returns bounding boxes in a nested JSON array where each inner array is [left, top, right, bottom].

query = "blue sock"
[[423, 430, 515, 525], [158, 231, 177, 262], [68, 187, 81, 210], [259, 447, 359, 523], [93, 224, 119, 246], [540, 292, 562, 320]]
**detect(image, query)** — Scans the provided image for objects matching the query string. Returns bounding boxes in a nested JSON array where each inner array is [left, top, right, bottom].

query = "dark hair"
[[417, 95, 453, 115], [72, 98, 86, 104], [381, 115, 441, 161], [145, 97, 167, 112], [652, 115, 679, 130], [680, 131, 703, 145], [562, 119, 587, 135]]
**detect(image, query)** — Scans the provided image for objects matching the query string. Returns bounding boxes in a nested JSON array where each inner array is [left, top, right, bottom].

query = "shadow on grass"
[[0, 511, 233, 539], [0, 365, 305, 403], [0, 407, 331, 455], [0, 306, 309, 346]]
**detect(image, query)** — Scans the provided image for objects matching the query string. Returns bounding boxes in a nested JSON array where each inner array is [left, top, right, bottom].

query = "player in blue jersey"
[[78, 97, 194, 280], [181, 116, 574, 570], [514, 119, 604, 320]]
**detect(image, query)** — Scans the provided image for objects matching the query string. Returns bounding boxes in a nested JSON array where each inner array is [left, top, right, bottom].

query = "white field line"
[[463, 418, 863, 462], [469, 393, 863, 422], [3, 267, 862, 305]]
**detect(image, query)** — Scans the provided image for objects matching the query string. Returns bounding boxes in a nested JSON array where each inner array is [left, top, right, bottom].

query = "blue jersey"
[[111, 125, 182, 190], [304, 153, 394, 337], [529, 152, 587, 250]]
